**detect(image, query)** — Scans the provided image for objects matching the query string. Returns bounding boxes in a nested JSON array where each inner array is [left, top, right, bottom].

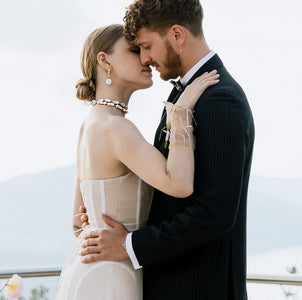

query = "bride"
[[56, 24, 219, 300]]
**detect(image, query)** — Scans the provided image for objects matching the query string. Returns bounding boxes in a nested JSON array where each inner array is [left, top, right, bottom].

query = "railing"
[[247, 274, 302, 286], [1, 266, 302, 286], [0, 266, 61, 279]]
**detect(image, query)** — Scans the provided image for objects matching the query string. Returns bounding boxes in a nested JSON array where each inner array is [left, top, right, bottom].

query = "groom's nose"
[[140, 50, 151, 66]]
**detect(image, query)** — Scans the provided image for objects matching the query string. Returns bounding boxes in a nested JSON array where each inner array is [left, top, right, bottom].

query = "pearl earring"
[[106, 68, 112, 85], [179, 44, 183, 53]]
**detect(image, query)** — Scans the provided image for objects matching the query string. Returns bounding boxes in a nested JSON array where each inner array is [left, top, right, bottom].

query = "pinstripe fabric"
[[132, 54, 254, 300]]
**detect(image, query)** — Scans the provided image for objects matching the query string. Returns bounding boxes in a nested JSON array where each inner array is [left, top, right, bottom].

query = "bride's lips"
[[142, 67, 152, 75]]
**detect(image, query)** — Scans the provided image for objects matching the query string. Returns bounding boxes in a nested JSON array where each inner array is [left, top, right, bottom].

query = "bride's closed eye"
[[129, 46, 140, 54]]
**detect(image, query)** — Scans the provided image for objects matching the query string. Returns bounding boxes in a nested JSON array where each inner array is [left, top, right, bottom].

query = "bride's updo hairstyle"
[[76, 24, 124, 101]]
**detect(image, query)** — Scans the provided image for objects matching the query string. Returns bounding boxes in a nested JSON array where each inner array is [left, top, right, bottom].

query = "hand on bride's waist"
[[78, 214, 130, 264]]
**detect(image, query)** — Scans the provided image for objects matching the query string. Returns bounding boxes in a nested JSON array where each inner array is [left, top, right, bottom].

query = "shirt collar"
[[180, 51, 216, 86]]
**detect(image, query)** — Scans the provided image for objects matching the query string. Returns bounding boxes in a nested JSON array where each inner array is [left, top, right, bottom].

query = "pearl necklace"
[[90, 99, 128, 114]]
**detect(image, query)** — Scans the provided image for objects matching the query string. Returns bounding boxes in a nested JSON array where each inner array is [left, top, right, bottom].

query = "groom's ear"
[[97, 52, 111, 72], [169, 25, 186, 46]]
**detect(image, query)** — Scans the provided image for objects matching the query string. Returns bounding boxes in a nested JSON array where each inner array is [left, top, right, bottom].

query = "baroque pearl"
[[90, 98, 128, 114]]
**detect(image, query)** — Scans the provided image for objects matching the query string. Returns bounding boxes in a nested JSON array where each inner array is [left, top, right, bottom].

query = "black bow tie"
[[170, 80, 183, 91]]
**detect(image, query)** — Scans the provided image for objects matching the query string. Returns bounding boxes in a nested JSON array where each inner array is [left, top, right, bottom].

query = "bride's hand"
[[176, 70, 220, 110], [79, 206, 90, 228]]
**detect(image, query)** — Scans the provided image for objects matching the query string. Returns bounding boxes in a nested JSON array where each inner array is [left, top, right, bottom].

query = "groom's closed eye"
[[142, 45, 151, 50]]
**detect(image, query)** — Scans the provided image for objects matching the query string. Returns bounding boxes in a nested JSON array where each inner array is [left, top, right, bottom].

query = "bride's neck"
[[95, 84, 132, 107]]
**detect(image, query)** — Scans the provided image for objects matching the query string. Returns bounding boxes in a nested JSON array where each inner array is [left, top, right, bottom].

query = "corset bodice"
[[80, 172, 153, 232]]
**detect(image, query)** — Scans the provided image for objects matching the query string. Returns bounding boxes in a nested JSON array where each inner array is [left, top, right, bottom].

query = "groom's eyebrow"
[[137, 41, 151, 46]]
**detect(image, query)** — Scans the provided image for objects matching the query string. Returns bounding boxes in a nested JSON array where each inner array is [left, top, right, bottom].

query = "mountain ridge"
[[0, 166, 301, 267]]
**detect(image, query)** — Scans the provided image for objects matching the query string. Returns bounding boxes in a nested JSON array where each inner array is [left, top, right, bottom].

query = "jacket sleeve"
[[131, 89, 252, 268]]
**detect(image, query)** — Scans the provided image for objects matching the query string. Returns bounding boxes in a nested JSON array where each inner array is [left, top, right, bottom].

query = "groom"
[[80, 0, 254, 299]]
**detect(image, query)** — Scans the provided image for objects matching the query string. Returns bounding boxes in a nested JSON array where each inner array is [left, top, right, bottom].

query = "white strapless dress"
[[56, 172, 153, 300]]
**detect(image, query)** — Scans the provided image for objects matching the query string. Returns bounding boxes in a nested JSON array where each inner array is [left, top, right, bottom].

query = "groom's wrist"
[[126, 232, 143, 269]]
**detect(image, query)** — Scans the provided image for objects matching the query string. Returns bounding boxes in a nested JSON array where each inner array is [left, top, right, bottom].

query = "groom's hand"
[[79, 214, 129, 264]]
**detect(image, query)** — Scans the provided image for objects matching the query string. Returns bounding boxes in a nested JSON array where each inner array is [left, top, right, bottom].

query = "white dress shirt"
[[126, 50, 216, 270], [181, 51, 215, 86]]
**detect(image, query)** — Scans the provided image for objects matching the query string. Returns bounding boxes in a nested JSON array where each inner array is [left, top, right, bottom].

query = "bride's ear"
[[97, 52, 111, 72]]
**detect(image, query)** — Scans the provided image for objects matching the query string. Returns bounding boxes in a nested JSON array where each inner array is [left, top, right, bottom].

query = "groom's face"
[[136, 28, 183, 81]]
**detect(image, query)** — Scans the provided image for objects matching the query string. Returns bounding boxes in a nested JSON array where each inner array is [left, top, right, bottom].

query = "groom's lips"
[[155, 65, 160, 72], [150, 63, 159, 70]]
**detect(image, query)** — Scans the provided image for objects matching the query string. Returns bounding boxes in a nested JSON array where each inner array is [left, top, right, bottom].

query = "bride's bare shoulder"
[[104, 115, 140, 135], [82, 115, 139, 141]]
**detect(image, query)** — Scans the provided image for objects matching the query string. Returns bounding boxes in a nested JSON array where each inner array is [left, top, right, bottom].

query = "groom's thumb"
[[102, 214, 118, 228]]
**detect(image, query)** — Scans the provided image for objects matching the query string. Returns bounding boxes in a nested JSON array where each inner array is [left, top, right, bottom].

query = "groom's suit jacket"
[[132, 54, 255, 300]]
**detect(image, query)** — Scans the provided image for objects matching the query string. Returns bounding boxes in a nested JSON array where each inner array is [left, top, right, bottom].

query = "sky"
[[0, 0, 301, 182]]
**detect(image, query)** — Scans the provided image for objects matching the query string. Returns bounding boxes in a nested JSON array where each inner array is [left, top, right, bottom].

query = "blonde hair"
[[76, 24, 124, 101]]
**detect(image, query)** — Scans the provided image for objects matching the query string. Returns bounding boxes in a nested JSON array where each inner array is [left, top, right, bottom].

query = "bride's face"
[[109, 37, 153, 90]]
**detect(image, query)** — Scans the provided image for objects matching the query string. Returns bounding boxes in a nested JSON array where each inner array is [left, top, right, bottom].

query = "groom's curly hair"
[[124, 0, 204, 43]]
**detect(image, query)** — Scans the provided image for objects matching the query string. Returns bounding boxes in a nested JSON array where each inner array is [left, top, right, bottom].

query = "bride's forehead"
[[112, 37, 129, 50]]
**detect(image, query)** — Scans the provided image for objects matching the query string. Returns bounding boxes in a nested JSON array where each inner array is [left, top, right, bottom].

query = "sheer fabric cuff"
[[169, 105, 195, 149]]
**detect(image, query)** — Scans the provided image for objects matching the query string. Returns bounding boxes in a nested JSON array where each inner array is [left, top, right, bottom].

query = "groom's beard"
[[160, 40, 183, 81]]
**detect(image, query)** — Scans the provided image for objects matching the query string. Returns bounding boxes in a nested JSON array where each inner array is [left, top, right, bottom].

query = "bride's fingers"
[[200, 73, 219, 83], [198, 70, 217, 81], [206, 70, 218, 76], [183, 71, 219, 94], [82, 221, 89, 228], [79, 206, 86, 213], [81, 214, 88, 222], [191, 72, 219, 87], [208, 70, 218, 76], [205, 79, 220, 87], [203, 74, 220, 82], [198, 76, 220, 87]]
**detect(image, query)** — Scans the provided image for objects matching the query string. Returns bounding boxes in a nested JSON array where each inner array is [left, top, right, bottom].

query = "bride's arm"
[[111, 116, 193, 197], [110, 71, 219, 197], [72, 176, 84, 238]]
